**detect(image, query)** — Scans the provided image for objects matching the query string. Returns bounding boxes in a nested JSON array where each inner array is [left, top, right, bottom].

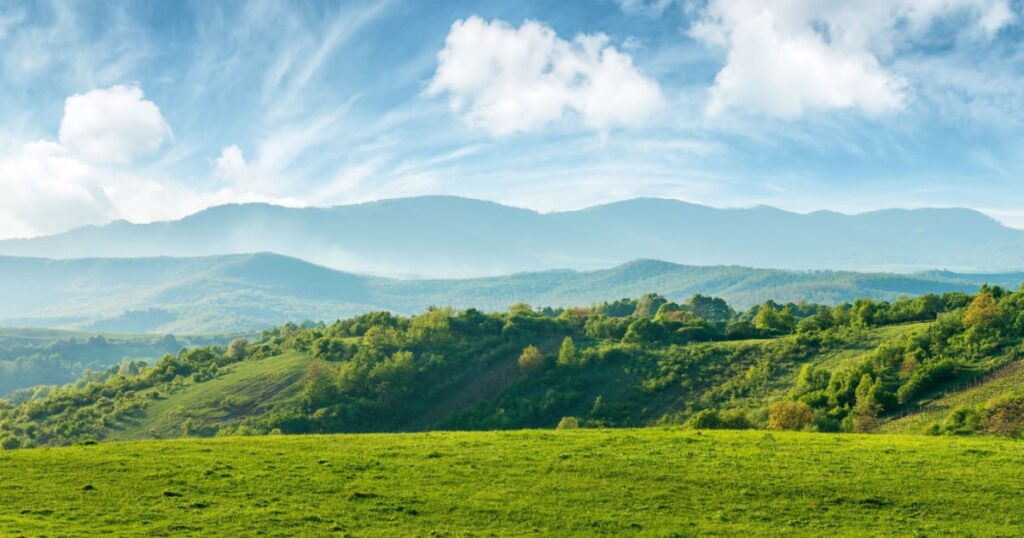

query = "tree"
[[518, 345, 544, 374], [623, 318, 664, 344], [225, 338, 250, 361], [557, 337, 577, 366], [634, 293, 667, 318], [302, 361, 337, 409], [688, 294, 734, 323], [768, 401, 813, 431], [753, 305, 794, 334], [963, 291, 1000, 328]]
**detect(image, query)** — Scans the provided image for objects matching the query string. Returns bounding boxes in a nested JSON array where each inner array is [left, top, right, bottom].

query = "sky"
[[0, 0, 1023, 239]]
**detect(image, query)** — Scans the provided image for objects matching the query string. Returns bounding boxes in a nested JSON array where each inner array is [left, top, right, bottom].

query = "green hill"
[[4, 285, 1023, 449], [3, 253, 1023, 333], [1, 429, 1022, 536]]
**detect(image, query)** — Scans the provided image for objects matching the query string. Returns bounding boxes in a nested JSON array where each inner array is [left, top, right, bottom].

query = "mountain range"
[[2, 196, 1023, 277], [2, 253, 1022, 334]]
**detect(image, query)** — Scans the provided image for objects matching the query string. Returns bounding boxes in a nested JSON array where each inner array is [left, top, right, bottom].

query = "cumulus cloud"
[[0, 140, 113, 237], [58, 84, 172, 164], [215, 144, 248, 182], [427, 17, 663, 135], [0, 87, 303, 239], [691, 0, 1017, 119]]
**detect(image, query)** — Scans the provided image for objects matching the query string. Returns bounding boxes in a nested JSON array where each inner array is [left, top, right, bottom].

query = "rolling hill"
[[2, 196, 1024, 277], [3, 253, 1024, 333], [4, 284, 1022, 447]]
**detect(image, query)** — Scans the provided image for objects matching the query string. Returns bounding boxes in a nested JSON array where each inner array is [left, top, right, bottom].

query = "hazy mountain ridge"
[[3, 253, 1022, 334], [1, 196, 1022, 277]]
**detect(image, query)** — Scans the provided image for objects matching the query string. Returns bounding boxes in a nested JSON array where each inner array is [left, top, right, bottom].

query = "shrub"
[[0, 435, 20, 450], [768, 401, 813, 431], [685, 409, 752, 430], [940, 407, 985, 436], [556, 416, 580, 430], [983, 394, 1024, 438], [685, 410, 722, 430]]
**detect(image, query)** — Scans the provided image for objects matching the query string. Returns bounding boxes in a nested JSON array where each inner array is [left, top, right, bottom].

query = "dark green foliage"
[[684, 409, 752, 430]]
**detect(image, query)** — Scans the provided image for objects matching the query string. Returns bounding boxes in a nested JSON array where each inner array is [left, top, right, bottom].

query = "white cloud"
[[215, 144, 248, 182], [0, 140, 113, 237], [58, 84, 172, 164], [691, 0, 1017, 119], [0, 138, 306, 239], [427, 17, 663, 135]]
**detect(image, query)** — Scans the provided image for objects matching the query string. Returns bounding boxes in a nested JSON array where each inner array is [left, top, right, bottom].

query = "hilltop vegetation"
[[3, 253, 1023, 333], [1, 429, 1022, 536], [3, 284, 1024, 450], [0, 329, 237, 397]]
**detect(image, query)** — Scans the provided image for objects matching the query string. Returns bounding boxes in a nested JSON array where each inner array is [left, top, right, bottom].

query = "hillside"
[[3, 253, 1023, 334], [0, 328, 239, 397], [2, 196, 1024, 277], [4, 286, 1023, 449], [2, 430, 1022, 536]]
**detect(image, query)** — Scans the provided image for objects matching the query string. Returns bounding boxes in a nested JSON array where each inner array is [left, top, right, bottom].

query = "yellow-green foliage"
[[1, 429, 1022, 536]]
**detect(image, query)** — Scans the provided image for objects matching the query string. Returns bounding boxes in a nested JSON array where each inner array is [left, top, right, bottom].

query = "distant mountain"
[[1, 253, 1021, 334], [1, 197, 1023, 277]]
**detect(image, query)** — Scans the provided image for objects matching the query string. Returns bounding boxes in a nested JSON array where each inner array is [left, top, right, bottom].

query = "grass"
[[106, 351, 313, 440], [2, 429, 1023, 536]]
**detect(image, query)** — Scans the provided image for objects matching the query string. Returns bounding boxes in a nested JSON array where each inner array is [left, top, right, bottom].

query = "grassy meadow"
[[2, 428, 1023, 536]]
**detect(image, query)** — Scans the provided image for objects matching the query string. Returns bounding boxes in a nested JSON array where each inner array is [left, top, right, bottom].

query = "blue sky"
[[0, 0, 1023, 238]]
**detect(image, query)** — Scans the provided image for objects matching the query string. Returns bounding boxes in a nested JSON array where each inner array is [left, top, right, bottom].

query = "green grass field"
[[2, 429, 1022, 537]]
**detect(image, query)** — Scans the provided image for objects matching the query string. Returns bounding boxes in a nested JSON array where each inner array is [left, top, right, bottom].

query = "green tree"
[[634, 294, 667, 318], [851, 375, 883, 433], [225, 338, 250, 361], [963, 291, 999, 328], [557, 337, 577, 366], [518, 345, 545, 375], [302, 361, 337, 410], [753, 305, 794, 334]]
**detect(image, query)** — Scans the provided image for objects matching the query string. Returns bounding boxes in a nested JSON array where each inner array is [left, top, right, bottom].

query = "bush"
[[685, 409, 751, 430], [0, 435, 20, 450], [768, 401, 813, 431], [556, 416, 580, 430], [685, 410, 722, 429], [983, 394, 1024, 438]]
